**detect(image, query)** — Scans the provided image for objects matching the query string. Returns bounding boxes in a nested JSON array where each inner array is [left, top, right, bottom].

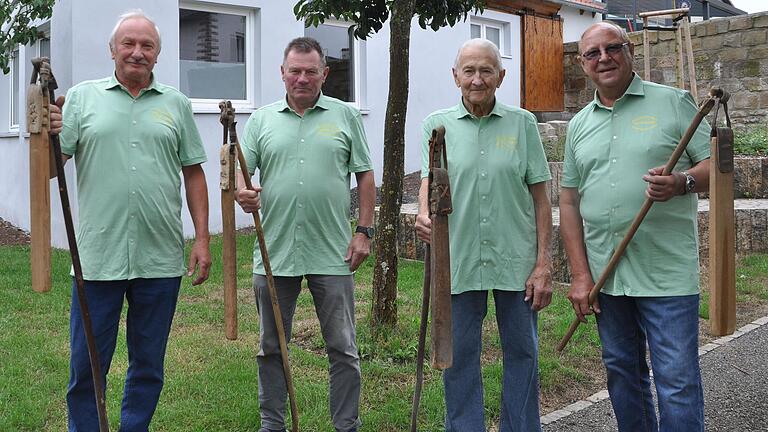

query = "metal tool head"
[[709, 88, 730, 103], [219, 100, 235, 126]]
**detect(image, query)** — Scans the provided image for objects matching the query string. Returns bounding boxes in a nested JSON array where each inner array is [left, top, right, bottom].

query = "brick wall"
[[563, 12, 768, 127]]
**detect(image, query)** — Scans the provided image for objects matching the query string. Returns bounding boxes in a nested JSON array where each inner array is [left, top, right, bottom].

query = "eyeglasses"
[[580, 42, 629, 62]]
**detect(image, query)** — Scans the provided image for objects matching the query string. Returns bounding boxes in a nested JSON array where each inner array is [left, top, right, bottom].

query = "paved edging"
[[540, 314, 768, 425]]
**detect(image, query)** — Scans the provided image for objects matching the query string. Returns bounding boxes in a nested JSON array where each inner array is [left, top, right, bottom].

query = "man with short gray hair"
[[415, 38, 552, 431], [236, 36, 375, 432], [52, 10, 210, 431]]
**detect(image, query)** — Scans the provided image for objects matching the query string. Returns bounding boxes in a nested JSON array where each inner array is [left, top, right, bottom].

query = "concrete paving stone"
[[737, 323, 759, 334], [563, 400, 593, 413], [586, 389, 610, 403], [752, 316, 768, 325]]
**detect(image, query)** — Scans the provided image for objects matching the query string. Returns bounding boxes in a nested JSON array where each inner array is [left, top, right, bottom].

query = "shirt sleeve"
[[346, 110, 373, 173], [59, 87, 80, 156], [561, 121, 581, 189], [241, 111, 262, 176], [177, 96, 207, 166], [679, 91, 711, 164], [420, 117, 433, 179], [523, 113, 552, 185]]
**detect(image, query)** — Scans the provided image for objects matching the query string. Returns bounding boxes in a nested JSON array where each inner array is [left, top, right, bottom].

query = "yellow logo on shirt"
[[317, 123, 341, 137], [495, 135, 518, 151], [151, 108, 174, 127], [632, 115, 657, 131]]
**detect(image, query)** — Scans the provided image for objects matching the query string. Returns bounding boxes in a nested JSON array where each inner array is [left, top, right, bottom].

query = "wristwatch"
[[355, 225, 375, 239], [681, 171, 696, 195]]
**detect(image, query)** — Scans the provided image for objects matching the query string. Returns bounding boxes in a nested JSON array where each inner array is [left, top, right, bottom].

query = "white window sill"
[[192, 102, 257, 115]]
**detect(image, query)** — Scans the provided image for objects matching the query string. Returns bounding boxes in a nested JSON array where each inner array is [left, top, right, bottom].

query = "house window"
[[179, 4, 254, 106], [9, 50, 19, 130], [305, 21, 361, 104], [470, 17, 511, 57]]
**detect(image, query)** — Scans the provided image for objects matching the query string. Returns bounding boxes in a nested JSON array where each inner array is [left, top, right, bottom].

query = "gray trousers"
[[254, 274, 361, 432]]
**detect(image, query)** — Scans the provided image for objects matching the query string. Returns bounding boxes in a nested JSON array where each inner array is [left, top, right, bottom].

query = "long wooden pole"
[[709, 124, 736, 335], [29, 79, 51, 293], [410, 247, 431, 432], [557, 89, 724, 352], [33, 58, 110, 431], [220, 116, 238, 340], [222, 103, 299, 431]]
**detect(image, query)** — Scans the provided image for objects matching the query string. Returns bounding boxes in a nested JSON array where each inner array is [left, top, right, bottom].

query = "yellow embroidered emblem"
[[151, 108, 174, 127], [632, 115, 657, 131], [495, 135, 518, 151], [317, 123, 341, 137]]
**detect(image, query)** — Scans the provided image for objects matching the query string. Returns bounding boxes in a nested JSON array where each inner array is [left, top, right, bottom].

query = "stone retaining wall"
[[563, 12, 768, 128], [394, 200, 768, 283]]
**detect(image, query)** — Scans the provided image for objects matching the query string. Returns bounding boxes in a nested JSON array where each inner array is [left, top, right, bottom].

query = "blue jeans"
[[67, 277, 181, 432], [596, 293, 704, 432], [443, 290, 541, 432]]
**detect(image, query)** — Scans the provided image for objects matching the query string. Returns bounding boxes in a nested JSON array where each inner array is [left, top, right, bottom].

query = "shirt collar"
[[591, 72, 644, 110], [455, 98, 504, 119], [278, 92, 329, 114], [104, 72, 163, 95]]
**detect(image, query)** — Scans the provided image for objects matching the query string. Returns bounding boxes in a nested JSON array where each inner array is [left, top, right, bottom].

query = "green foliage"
[[733, 126, 768, 156], [543, 135, 566, 162], [0, 0, 55, 74], [294, 0, 485, 39]]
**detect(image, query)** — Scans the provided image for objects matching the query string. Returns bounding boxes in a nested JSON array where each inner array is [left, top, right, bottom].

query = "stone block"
[[750, 209, 767, 252], [749, 46, 768, 59], [702, 35, 724, 51], [563, 400, 593, 413], [658, 30, 676, 41], [690, 36, 702, 51], [729, 16, 754, 31], [742, 29, 768, 46], [753, 316, 768, 325], [719, 47, 749, 62], [755, 14, 768, 28], [723, 32, 742, 47], [738, 323, 760, 333]]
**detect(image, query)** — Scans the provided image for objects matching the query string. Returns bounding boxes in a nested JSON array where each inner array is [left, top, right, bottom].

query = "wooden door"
[[521, 14, 564, 112]]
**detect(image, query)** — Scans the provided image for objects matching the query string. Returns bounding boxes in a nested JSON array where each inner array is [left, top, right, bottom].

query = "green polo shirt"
[[241, 94, 373, 276], [562, 74, 710, 297], [59, 74, 207, 280], [420, 101, 551, 294]]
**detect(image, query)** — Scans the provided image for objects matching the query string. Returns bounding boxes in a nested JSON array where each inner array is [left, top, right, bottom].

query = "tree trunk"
[[371, 0, 415, 330]]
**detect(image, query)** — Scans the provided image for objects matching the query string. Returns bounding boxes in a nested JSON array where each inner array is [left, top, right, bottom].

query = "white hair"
[[108, 9, 162, 51], [454, 38, 504, 72]]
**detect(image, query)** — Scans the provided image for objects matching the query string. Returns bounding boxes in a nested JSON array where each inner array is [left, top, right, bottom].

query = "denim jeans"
[[67, 277, 181, 432], [596, 293, 704, 432], [254, 274, 361, 432], [443, 290, 541, 432]]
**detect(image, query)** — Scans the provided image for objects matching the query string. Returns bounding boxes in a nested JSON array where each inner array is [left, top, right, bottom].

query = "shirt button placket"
[[296, 120, 306, 271], [128, 102, 138, 275], [478, 121, 491, 284]]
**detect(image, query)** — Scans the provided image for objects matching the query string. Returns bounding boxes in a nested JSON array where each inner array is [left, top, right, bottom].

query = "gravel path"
[[543, 318, 768, 431]]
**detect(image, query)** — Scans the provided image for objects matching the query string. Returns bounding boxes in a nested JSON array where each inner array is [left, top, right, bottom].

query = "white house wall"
[[1, 1, 580, 247], [560, 5, 602, 42]]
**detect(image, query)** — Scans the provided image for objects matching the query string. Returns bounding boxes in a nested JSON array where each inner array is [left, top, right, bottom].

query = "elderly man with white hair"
[[50, 9, 210, 431], [415, 38, 552, 431]]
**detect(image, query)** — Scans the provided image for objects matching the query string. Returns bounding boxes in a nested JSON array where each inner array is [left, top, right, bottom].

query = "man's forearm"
[[355, 170, 375, 227], [183, 164, 210, 241], [529, 182, 552, 266], [560, 188, 591, 280]]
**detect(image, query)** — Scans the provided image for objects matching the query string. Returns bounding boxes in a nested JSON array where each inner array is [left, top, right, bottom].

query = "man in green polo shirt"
[[51, 10, 210, 432], [236, 37, 374, 432], [561, 22, 710, 431], [415, 38, 553, 432]]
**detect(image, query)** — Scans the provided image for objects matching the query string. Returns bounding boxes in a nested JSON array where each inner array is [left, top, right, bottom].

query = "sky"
[[730, 0, 768, 14]]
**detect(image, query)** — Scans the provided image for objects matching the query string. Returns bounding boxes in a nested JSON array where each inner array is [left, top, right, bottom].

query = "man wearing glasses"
[[560, 22, 710, 431]]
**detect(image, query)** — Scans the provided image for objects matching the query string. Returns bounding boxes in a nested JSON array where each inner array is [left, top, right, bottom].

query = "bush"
[[734, 126, 768, 156]]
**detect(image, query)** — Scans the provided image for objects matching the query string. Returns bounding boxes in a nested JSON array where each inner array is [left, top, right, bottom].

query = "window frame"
[[9, 48, 20, 132], [305, 18, 367, 111], [179, 1, 256, 112], [470, 15, 513, 59]]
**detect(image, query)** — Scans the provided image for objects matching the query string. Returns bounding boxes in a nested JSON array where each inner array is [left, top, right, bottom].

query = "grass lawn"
[[2, 234, 765, 431]]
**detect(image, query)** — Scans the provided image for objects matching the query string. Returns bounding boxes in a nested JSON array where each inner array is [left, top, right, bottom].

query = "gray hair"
[[454, 38, 504, 72], [108, 9, 162, 51], [283, 37, 326, 67], [578, 21, 630, 53]]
